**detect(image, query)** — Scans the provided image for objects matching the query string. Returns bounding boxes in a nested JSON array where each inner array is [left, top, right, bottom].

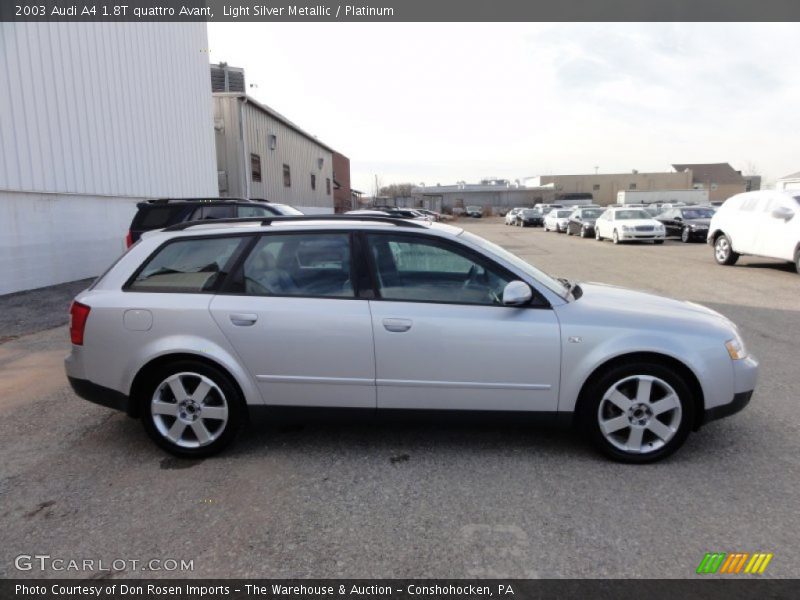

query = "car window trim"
[[361, 231, 551, 309]]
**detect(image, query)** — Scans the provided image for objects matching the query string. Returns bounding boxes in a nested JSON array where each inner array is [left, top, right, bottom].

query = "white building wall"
[[0, 23, 218, 294]]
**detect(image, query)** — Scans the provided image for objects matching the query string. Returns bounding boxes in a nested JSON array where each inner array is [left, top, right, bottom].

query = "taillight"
[[70, 301, 91, 345], [125, 231, 133, 248]]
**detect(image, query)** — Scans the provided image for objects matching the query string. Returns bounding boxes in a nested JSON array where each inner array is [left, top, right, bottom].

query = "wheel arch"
[[573, 351, 705, 430], [128, 353, 248, 419]]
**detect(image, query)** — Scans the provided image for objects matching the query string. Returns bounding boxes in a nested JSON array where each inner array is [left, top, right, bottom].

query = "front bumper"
[[68, 376, 134, 415], [618, 231, 665, 240], [703, 390, 752, 424], [702, 354, 758, 425]]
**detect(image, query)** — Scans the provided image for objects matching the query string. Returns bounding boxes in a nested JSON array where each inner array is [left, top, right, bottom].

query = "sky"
[[208, 23, 800, 195]]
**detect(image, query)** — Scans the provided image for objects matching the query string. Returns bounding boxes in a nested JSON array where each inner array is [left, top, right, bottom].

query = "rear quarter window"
[[127, 237, 246, 293], [134, 207, 182, 229]]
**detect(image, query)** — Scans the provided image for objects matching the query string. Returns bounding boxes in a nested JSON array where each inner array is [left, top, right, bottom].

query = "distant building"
[[672, 163, 748, 202], [213, 92, 335, 213], [776, 171, 800, 191], [526, 171, 692, 206], [744, 175, 761, 192], [413, 179, 555, 213], [332, 152, 352, 213], [0, 23, 217, 295]]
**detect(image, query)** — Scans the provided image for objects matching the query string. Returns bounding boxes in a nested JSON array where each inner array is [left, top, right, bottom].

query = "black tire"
[[714, 234, 739, 266], [579, 361, 695, 463], [580, 227, 587, 238], [654, 240, 664, 245], [681, 227, 691, 243], [566, 226, 572, 236], [140, 360, 245, 458], [796, 250, 800, 275]]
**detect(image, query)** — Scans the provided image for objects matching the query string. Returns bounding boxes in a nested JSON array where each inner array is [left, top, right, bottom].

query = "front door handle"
[[383, 318, 412, 333], [230, 313, 258, 326]]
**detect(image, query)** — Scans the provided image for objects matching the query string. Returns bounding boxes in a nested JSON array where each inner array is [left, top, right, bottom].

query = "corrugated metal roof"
[[214, 92, 336, 153], [779, 171, 800, 180]]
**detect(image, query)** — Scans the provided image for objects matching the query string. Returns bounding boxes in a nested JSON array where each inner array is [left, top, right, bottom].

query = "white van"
[[708, 190, 800, 274]]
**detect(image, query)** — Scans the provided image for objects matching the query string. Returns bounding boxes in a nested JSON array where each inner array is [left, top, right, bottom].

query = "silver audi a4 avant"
[[65, 215, 758, 463]]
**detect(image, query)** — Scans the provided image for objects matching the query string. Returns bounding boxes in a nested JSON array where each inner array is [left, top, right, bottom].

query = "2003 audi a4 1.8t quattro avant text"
[[65, 215, 758, 463]]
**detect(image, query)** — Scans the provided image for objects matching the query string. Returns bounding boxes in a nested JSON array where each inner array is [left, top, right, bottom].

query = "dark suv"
[[126, 198, 303, 247]]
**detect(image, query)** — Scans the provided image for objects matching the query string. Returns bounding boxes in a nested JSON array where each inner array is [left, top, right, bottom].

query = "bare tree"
[[379, 182, 416, 199]]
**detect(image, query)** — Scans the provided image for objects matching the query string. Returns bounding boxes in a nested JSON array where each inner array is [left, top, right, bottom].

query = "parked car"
[[595, 208, 666, 244], [66, 214, 758, 463], [465, 205, 483, 218], [505, 208, 524, 225], [708, 190, 800, 273], [414, 208, 442, 222], [657, 206, 716, 243], [543, 209, 574, 232], [515, 208, 541, 227], [566, 207, 606, 238], [127, 198, 302, 247]]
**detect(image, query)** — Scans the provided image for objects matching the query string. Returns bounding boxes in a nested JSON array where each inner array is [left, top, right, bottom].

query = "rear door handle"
[[383, 318, 412, 333], [230, 313, 258, 326]]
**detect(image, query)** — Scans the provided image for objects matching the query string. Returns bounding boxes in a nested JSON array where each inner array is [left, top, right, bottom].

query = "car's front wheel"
[[581, 362, 694, 463], [681, 227, 691, 243], [612, 230, 620, 244], [595, 228, 602, 241], [141, 361, 244, 458], [714, 234, 739, 265], [580, 226, 588, 238]]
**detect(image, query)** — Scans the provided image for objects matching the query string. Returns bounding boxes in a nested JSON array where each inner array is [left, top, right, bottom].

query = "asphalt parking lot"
[[1, 218, 798, 579]]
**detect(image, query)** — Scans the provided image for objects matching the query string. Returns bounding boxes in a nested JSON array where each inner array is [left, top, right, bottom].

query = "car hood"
[[617, 219, 661, 227], [575, 282, 731, 326], [684, 218, 712, 226]]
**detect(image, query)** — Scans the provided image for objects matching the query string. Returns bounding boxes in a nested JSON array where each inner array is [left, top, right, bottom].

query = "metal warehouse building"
[[213, 93, 335, 214], [0, 23, 218, 295]]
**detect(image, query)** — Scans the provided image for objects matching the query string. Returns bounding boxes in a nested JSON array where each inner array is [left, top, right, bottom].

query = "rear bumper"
[[702, 390, 752, 424], [68, 376, 134, 416]]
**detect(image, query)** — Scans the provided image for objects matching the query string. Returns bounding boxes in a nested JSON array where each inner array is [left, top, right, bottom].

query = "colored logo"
[[696, 552, 773, 574]]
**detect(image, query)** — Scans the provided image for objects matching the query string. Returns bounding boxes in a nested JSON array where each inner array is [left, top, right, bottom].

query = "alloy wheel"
[[681, 227, 690, 243], [597, 375, 682, 455], [612, 230, 619, 244], [151, 372, 229, 448]]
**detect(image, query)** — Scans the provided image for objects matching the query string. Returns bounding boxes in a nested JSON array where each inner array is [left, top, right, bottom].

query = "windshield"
[[615, 209, 650, 220], [582, 209, 604, 218], [556, 210, 572, 218], [681, 208, 715, 219], [522, 209, 537, 216], [459, 230, 568, 299]]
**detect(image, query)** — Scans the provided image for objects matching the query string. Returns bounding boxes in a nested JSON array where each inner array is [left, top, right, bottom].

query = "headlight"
[[621, 225, 631, 231], [725, 337, 748, 360]]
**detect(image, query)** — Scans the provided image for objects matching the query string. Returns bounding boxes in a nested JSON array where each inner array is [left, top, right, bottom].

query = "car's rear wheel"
[[714, 234, 739, 265], [141, 360, 244, 458], [581, 362, 694, 463]]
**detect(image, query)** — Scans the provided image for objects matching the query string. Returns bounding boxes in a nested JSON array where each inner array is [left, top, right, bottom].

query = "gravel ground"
[[0, 220, 798, 579], [0, 278, 94, 340]]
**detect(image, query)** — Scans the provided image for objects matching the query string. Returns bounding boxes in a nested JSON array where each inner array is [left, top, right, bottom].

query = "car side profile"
[[708, 190, 800, 274], [595, 208, 666, 244], [505, 208, 523, 225], [66, 215, 757, 463]]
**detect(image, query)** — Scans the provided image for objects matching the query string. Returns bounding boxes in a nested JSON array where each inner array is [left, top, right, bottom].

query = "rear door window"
[[128, 237, 246, 292], [238, 233, 354, 298]]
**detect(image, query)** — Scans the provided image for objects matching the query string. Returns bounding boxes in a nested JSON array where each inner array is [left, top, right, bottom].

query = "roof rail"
[[162, 214, 429, 232], [149, 197, 251, 204]]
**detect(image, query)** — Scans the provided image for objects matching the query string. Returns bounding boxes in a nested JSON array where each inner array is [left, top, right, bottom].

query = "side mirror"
[[772, 206, 794, 221], [502, 281, 533, 306], [674, 216, 683, 221]]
